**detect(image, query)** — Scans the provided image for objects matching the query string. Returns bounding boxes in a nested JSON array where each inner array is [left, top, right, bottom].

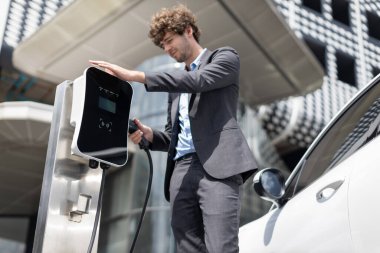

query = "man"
[[90, 4, 257, 252]]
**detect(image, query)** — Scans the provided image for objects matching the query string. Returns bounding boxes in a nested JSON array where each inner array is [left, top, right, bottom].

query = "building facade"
[[259, 0, 380, 167]]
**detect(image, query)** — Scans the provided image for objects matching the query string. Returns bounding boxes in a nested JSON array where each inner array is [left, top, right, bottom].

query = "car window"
[[328, 99, 380, 169], [283, 79, 380, 200]]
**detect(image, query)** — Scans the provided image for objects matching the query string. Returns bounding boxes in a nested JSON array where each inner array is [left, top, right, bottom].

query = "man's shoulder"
[[210, 46, 238, 55], [213, 46, 237, 52], [206, 46, 239, 63]]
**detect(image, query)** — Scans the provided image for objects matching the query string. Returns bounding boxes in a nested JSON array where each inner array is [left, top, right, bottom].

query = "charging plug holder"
[[71, 67, 133, 167]]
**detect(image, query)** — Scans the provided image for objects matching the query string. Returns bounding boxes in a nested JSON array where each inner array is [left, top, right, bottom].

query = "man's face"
[[160, 31, 191, 63]]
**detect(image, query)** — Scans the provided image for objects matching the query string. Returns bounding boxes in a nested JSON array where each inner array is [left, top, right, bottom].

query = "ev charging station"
[[32, 67, 133, 253]]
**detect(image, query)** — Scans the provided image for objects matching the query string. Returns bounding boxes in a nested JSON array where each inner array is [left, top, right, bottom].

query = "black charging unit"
[[71, 66, 133, 167]]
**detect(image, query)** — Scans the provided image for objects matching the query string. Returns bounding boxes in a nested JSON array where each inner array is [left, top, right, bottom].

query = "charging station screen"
[[77, 67, 133, 166], [99, 96, 116, 114]]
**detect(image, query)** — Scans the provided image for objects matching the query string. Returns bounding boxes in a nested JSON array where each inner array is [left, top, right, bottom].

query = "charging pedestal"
[[33, 68, 133, 253]]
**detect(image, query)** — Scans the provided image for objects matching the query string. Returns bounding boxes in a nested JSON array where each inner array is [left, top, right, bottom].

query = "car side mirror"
[[253, 168, 286, 207]]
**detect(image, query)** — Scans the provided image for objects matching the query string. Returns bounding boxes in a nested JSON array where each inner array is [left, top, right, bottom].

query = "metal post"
[[33, 81, 103, 253]]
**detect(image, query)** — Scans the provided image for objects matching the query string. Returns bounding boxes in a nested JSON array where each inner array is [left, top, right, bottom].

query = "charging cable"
[[127, 119, 153, 253], [87, 161, 109, 253], [86, 119, 153, 253]]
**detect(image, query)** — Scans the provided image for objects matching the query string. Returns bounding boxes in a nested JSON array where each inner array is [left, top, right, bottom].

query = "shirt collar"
[[190, 48, 207, 71]]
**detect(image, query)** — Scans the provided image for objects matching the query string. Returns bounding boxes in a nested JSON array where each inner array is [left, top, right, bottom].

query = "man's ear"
[[185, 25, 193, 37]]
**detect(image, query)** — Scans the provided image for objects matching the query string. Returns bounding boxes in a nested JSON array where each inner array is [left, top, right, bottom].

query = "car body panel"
[[348, 137, 380, 253]]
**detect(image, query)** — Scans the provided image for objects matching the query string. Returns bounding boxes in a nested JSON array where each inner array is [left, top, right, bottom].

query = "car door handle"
[[316, 179, 345, 202]]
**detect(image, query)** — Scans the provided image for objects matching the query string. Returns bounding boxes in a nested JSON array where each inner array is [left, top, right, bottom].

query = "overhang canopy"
[[12, 0, 324, 106]]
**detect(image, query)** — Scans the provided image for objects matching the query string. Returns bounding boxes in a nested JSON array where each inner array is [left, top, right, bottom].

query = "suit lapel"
[[171, 93, 180, 128], [189, 49, 213, 117], [196, 49, 212, 70]]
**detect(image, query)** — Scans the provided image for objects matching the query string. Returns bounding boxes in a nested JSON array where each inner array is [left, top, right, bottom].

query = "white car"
[[239, 75, 380, 253]]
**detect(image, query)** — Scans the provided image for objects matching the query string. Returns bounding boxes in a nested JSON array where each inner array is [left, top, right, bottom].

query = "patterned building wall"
[[258, 0, 380, 155]]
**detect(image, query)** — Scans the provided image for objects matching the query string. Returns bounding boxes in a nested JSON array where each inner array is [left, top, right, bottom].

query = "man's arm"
[[90, 47, 240, 94], [89, 60, 146, 83], [145, 47, 240, 93]]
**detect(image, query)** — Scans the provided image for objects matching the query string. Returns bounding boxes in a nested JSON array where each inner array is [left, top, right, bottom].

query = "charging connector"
[[128, 119, 150, 150]]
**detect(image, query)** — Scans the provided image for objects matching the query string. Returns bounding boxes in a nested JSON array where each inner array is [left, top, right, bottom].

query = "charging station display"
[[71, 67, 133, 167]]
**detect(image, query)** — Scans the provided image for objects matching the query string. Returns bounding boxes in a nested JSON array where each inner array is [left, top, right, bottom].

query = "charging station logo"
[[99, 118, 112, 132], [99, 87, 119, 98]]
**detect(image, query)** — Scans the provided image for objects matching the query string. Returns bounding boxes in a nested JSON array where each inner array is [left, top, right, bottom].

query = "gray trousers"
[[169, 153, 243, 253]]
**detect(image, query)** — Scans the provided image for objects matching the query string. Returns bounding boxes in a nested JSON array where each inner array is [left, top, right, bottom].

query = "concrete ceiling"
[[12, 0, 324, 107]]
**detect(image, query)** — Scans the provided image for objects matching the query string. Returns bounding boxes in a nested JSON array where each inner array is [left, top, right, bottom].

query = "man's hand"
[[89, 60, 146, 83], [129, 119, 153, 144]]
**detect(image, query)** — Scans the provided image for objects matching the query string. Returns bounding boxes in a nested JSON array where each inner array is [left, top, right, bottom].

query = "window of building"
[[336, 51, 356, 86], [302, 0, 322, 13], [366, 11, 380, 41], [0, 217, 30, 253], [332, 0, 350, 26], [303, 36, 327, 72], [373, 67, 380, 79]]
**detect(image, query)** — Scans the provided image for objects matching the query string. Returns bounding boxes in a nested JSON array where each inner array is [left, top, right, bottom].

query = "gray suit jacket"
[[145, 47, 258, 201]]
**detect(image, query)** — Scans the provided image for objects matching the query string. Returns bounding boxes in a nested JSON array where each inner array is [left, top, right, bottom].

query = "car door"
[[240, 76, 380, 253], [240, 160, 354, 253]]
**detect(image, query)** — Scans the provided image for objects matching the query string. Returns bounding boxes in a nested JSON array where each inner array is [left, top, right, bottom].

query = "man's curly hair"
[[148, 4, 201, 47]]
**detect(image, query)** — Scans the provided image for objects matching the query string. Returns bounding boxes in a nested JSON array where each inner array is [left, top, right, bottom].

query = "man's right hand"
[[89, 60, 146, 84], [128, 119, 153, 144]]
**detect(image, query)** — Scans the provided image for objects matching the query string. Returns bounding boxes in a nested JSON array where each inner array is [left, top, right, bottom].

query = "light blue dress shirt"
[[174, 48, 207, 160]]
